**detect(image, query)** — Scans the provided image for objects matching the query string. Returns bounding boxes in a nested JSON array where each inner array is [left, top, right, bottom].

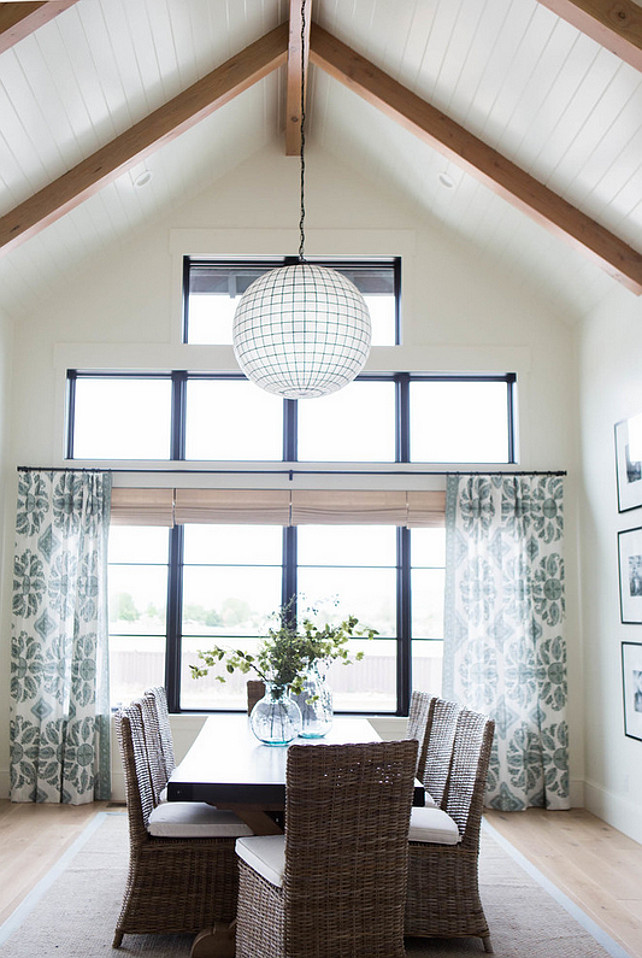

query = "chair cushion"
[[422, 789, 437, 807], [147, 802, 253, 838], [236, 835, 286, 888], [158, 785, 168, 803], [408, 806, 461, 845]]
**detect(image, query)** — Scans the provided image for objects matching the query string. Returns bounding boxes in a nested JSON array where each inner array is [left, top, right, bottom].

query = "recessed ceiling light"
[[133, 170, 153, 188], [438, 171, 455, 189]]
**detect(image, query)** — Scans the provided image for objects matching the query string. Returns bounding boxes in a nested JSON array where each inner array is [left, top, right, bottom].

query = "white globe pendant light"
[[233, 263, 371, 399], [232, 0, 371, 400]]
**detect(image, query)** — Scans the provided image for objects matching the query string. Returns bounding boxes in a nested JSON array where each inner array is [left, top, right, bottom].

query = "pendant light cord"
[[298, 0, 307, 263]]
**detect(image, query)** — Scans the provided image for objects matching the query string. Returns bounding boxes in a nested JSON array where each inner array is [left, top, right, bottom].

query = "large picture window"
[[108, 519, 446, 716]]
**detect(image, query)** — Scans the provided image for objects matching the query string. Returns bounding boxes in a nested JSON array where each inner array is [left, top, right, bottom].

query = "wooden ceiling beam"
[[536, 0, 642, 72], [285, 0, 312, 155], [0, 2, 79, 55], [0, 22, 288, 256], [310, 23, 642, 294]]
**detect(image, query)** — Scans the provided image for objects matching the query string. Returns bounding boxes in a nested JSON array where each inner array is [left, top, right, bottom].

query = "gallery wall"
[[579, 283, 642, 844], [0, 148, 582, 806]]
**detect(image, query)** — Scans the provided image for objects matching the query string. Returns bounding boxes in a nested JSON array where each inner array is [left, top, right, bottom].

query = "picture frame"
[[614, 416, 642, 512], [618, 527, 642, 623], [621, 641, 642, 742]]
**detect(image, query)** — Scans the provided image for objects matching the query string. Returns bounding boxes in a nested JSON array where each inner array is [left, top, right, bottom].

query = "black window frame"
[[67, 370, 517, 465]]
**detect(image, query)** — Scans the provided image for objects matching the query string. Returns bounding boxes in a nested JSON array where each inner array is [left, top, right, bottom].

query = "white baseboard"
[[584, 777, 642, 845]]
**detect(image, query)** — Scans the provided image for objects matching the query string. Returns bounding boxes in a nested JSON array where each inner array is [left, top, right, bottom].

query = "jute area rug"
[[0, 812, 630, 958]]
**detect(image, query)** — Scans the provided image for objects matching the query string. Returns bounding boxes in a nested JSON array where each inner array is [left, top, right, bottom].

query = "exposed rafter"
[[0, 23, 288, 256], [0, 2, 78, 55], [285, 0, 312, 155], [310, 24, 642, 295], [536, 0, 642, 72]]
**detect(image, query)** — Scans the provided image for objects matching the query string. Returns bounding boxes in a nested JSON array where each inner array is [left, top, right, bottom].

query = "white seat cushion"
[[158, 785, 168, 803], [147, 802, 253, 838], [422, 789, 437, 807], [408, 806, 461, 845], [236, 835, 286, 888]]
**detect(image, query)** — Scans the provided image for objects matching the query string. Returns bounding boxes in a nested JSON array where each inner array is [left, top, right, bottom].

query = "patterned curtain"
[[10, 469, 112, 804], [443, 474, 569, 810]]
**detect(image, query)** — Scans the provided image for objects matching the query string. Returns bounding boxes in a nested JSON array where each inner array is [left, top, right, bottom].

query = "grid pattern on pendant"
[[232, 264, 371, 399]]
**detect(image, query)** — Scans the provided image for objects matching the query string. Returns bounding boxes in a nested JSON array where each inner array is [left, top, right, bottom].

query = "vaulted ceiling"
[[0, 0, 640, 320]]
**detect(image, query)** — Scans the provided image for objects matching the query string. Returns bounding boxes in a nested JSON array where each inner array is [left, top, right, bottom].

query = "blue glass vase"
[[293, 664, 333, 738], [250, 682, 302, 746]]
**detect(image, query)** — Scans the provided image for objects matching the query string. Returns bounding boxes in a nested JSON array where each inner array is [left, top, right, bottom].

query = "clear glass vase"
[[249, 682, 302, 746], [293, 664, 333, 739]]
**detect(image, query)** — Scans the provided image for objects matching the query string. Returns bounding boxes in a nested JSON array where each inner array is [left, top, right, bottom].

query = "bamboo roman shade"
[[174, 489, 290, 525], [110, 488, 174, 526], [111, 488, 445, 527], [290, 490, 406, 524]]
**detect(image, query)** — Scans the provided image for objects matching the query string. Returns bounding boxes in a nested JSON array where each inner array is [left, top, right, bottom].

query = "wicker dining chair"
[[113, 704, 252, 948], [407, 690, 437, 780], [246, 680, 266, 715], [405, 708, 495, 952], [235, 739, 418, 958], [422, 697, 461, 807]]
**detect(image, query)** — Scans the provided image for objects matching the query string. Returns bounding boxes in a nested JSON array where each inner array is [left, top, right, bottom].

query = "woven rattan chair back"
[[246, 680, 266, 714], [443, 708, 495, 849], [138, 694, 168, 806], [144, 686, 175, 778], [422, 697, 461, 806], [283, 739, 418, 958], [408, 690, 437, 778], [114, 705, 156, 842]]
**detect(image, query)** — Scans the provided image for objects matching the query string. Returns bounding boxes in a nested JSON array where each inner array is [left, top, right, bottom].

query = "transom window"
[[183, 258, 401, 347]]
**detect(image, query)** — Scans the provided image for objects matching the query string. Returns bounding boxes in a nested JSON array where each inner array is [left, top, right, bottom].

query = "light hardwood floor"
[[485, 807, 642, 958], [0, 800, 640, 956]]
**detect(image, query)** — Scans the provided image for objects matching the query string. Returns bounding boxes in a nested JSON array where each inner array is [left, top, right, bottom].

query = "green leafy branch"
[[190, 602, 377, 699]]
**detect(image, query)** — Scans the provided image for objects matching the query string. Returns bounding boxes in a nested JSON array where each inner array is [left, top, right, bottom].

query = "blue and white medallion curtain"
[[443, 474, 569, 810], [10, 469, 112, 804]]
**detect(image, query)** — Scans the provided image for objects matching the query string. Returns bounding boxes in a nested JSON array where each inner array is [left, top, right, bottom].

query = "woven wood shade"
[[110, 488, 174, 526], [174, 488, 290, 525], [111, 487, 445, 527]]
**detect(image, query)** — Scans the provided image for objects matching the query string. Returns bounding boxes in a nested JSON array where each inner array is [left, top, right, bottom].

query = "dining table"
[[166, 713, 424, 958]]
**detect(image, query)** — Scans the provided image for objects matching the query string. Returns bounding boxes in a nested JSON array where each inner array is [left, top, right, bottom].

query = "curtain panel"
[[443, 474, 569, 810], [10, 469, 112, 804]]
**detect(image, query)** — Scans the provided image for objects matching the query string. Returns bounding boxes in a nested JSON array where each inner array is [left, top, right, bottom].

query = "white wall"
[[578, 284, 642, 844], [1, 146, 582, 804], [0, 306, 14, 799]]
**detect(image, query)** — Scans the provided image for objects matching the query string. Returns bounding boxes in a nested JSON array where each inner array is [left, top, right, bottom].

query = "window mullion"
[[396, 526, 411, 716], [165, 524, 184, 712], [171, 371, 187, 461], [282, 525, 297, 619]]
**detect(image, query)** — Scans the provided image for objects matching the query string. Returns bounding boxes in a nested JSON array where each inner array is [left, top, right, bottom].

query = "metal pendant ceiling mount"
[[232, 0, 372, 400]]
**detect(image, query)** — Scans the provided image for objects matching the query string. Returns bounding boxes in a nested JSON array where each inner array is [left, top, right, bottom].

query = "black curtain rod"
[[17, 466, 567, 477]]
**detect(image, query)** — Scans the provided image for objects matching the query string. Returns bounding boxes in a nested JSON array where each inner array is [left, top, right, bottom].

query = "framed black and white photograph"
[[617, 527, 642, 623], [615, 415, 642, 512], [621, 641, 642, 742]]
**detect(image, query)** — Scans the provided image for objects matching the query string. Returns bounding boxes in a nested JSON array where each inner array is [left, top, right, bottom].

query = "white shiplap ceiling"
[[0, 0, 640, 319]]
